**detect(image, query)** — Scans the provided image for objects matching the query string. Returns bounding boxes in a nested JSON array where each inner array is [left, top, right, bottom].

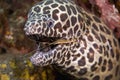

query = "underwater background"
[[0, 0, 120, 80]]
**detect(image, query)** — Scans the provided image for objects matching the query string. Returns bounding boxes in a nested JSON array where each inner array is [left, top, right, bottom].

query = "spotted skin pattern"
[[24, 0, 120, 80]]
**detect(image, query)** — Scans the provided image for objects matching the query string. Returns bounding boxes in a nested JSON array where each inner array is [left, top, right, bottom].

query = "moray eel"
[[24, 0, 120, 80]]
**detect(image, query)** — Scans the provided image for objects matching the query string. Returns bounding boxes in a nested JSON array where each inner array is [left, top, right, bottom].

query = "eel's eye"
[[47, 19, 54, 27]]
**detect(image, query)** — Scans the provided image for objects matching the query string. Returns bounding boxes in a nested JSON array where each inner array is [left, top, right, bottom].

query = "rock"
[[0, 53, 54, 80]]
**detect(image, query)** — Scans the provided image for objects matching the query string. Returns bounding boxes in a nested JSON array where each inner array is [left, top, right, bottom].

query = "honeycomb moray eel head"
[[24, 0, 120, 80]]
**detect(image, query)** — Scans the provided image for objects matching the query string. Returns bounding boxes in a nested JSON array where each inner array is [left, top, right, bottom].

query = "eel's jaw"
[[30, 50, 54, 66], [28, 35, 60, 66], [28, 35, 75, 66], [30, 51, 44, 66]]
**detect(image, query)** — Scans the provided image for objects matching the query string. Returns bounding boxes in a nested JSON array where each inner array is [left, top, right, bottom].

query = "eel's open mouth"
[[28, 34, 77, 53], [28, 34, 60, 52], [28, 34, 77, 66]]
